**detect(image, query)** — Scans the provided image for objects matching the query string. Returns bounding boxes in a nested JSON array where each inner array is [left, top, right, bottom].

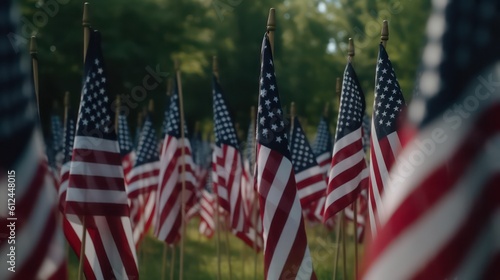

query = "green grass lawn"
[[67, 218, 362, 279]]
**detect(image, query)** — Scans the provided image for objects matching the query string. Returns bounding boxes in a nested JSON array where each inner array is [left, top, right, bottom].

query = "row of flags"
[[2, 0, 499, 278]]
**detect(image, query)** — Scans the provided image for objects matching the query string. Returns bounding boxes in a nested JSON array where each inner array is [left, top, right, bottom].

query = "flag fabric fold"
[[256, 33, 316, 280]]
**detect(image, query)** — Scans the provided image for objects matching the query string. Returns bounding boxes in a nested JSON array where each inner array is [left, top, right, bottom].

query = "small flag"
[[155, 77, 197, 244], [65, 29, 138, 279], [290, 117, 327, 207], [312, 116, 333, 175], [368, 43, 406, 236], [256, 33, 316, 279], [126, 113, 159, 247], [323, 60, 368, 223]]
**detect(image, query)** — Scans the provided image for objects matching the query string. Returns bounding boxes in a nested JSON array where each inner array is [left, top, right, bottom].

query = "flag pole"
[[175, 58, 187, 280], [170, 245, 176, 280], [212, 56, 222, 280], [161, 244, 168, 280], [381, 20, 389, 48], [29, 36, 40, 115], [347, 37, 359, 280], [77, 3, 90, 280], [266, 8, 276, 56]]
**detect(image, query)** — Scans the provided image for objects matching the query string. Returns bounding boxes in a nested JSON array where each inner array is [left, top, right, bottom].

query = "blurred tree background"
[[18, 0, 431, 140]]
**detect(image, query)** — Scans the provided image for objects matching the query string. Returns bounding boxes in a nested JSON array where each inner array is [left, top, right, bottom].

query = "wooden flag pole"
[[213, 56, 222, 280], [175, 59, 188, 280], [29, 36, 40, 115], [161, 244, 168, 280], [347, 37, 359, 280], [381, 20, 389, 48], [341, 212, 347, 280], [77, 4, 90, 280], [170, 245, 176, 280], [223, 223, 233, 280], [333, 213, 341, 280], [266, 8, 276, 56], [215, 194, 222, 280]]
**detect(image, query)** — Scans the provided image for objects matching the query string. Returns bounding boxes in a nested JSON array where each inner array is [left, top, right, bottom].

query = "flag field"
[[64, 217, 361, 279]]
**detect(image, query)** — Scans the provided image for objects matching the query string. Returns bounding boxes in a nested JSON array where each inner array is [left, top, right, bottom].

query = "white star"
[[386, 121, 391, 126], [95, 59, 99, 65], [270, 84, 275, 91], [98, 68, 103, 74], [271, 124, 278, 131], [266, 73, 272, 79], [261, 89, 267, 97], [378, 58, 383, 64], [382, 68, 387, 74]]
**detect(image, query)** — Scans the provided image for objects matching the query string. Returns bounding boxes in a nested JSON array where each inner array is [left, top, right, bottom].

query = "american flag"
[[312, 116, 333, 175], [256, 33, 316, 279], [118, 111, 136, 186], [368, 43, 405, 236], [64, 30, 138, 279], [363, 0, 500, 279], [126, 113, 159, 247], [0, 1, 67, 278], [290, 117, 327, 207], [155, 77, 197, 244], [323, 61, 368, 223], [212, 74, 246, 236], [199, 188, 216, 239]]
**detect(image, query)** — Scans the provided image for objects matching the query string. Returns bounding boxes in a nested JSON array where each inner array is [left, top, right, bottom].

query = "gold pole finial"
[[266, 8, 276, 55], [290, 102, 296, 120], [381, 20, 389, 48], [174, 59, 180, 71], [64, 91, 70, 108], [148, 99, 154, 113], [30, 36, 37, 57], [83, 2, 90, 61], [348, 38, 355, 62]]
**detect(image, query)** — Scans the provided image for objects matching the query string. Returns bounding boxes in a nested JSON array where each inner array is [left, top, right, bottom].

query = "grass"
[[67, 218, 362, 279]]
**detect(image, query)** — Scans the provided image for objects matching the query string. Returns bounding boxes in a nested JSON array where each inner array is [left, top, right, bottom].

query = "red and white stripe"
[[324, 127, 368, 222], [122, 151, 136, 186], [296, 164, 327, 208], [257, 145, 316, 279], [363, 66, 500, 279], [199, 190, 215, 238], [63, 214, 138, 280], [155, 136, 197, 244], [368, 119, 402, 236], [212, 144, 245, 233], [126, 161, 159, 247], [316, 151, 331, 175], [0, 131, 67, 280], [66, 136, 129, 216]]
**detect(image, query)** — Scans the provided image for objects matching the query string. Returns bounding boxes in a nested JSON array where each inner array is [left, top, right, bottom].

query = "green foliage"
[[19, 0, 430, 139]]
